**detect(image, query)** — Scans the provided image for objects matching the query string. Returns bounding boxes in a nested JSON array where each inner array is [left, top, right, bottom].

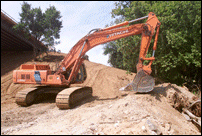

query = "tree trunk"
[[33, 46, 37, 61], [33, 37, 37, 61]]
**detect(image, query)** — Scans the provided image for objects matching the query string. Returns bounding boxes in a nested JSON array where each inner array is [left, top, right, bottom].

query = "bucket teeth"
[[120, 69, 155, 93]]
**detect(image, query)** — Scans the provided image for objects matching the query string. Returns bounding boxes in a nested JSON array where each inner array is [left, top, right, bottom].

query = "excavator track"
[[15, 87, 39, 106], [56, 86, 92, 109]]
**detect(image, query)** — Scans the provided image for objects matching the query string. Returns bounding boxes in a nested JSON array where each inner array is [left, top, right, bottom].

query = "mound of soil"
[[1, 51, 201, 135]]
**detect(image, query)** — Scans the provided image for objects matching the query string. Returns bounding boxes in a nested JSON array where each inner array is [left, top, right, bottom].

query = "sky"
[[1, 1, 117, 66]]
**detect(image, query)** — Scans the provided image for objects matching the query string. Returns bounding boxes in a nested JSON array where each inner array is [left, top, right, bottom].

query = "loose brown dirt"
[[1, 51, 201, 135]]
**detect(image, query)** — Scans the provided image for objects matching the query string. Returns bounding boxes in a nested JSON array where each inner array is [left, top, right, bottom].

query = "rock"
[[89, 126, 96, 132], [160, 122, 165, 127], [125, 103, 129, 107], [142, 125, 146, 132], [165, 122, 171, 131], [108, 105, 112, 108], [90, 123, 95, 125], [96, 132, 105, 135], [114, 122, 119, 127], [145, 119, 162, 135]]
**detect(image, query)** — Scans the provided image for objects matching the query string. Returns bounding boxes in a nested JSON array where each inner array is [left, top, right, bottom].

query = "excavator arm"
[[56, 12, 161, 91]]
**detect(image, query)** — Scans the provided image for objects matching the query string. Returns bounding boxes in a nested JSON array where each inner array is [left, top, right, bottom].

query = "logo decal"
[[107, 29, 129, 38]]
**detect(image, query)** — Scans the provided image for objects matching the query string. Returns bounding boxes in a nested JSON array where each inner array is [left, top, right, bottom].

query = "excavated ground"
[[1, 51, 201, 135]]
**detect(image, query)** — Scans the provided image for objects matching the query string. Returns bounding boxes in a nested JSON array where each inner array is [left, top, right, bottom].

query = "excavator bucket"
[[120, 69, 155, 93]]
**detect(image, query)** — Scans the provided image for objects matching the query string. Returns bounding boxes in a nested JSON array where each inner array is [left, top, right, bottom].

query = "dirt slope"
[[1, 51, 201, 135]]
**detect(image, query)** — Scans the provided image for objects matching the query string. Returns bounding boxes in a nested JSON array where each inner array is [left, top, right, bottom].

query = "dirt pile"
[[1, 51, 201, 135], [71, 60, 136, 99]]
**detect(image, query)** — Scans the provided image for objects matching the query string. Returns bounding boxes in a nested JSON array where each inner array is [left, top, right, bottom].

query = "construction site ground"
[[1, 51, 201, 135]]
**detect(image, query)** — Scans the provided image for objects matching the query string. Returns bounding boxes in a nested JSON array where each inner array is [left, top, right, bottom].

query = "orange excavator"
[[13, 12, 161, 109]]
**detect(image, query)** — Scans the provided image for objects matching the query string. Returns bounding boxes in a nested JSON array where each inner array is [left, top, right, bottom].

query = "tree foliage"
[[104, 1, 201, 91], [42, 6, 62, 47], [13, 2, 63, 58]]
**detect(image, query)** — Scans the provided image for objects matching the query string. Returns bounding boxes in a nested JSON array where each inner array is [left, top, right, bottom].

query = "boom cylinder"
[[128, 15, 148, 23], [103, 15, 148, 31]]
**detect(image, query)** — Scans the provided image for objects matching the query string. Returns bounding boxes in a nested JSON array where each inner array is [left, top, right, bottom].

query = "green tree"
[[104, 1, 201, 92], [42, 6, 62, 48], [13, 2, 63, 59]]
